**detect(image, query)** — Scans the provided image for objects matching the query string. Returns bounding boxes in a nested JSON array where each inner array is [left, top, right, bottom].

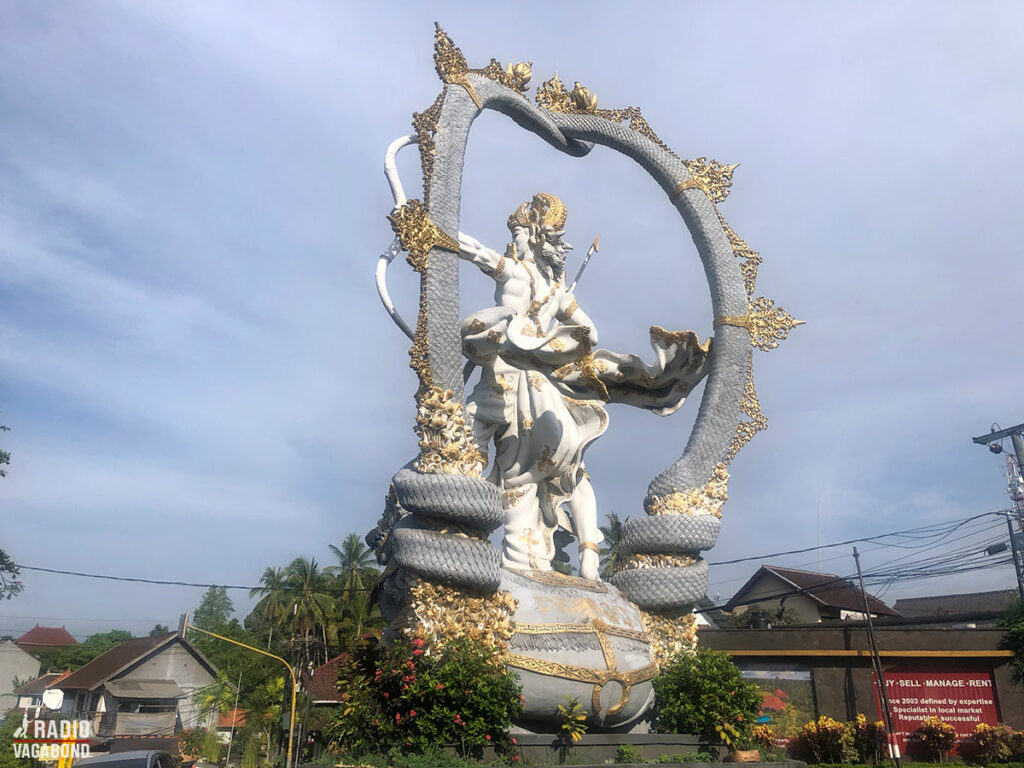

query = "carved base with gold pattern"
[[501, 568, 657, 729]]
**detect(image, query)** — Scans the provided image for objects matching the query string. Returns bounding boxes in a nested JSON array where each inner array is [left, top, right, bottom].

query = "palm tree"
[[327, 533, 380, 601], [249, 567, 289, 650], [284, 557, 336, 667], [599, 512, 627, 578]]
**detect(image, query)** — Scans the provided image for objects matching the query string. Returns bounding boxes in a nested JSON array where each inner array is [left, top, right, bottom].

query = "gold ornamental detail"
[[404, 580, 517, 656], [639, 609, 697, 669], [506, 618, 657, 717], [535, 74, 678, 158], [616, 554, 698, 572], [414, 386, 486, 476], [716, 209, 762, 298], [475, 59, 532, 93], [411, 91, 445, 206], [433, 24, 482, 109], [646, 462, 729, 517], [514, 621, 649, 644], [672, 158, 739, 204], [388, 200, 459, 274], [726, 362, 768, 462], [508, 568, 609, 593], [715, 296, 804, 352]]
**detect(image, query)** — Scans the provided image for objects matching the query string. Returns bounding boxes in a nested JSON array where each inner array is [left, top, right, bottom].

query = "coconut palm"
[[327, 533, 380, 600], [249, 567, 289, 649], [599, 511, 627, 578], [284, 557, 336, 667]]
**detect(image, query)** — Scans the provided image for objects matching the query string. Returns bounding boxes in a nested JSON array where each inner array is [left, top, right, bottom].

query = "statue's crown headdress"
[[508, 193, 567, 231]]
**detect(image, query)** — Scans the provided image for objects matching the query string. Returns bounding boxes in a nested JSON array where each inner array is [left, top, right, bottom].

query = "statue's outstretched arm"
[[458, 232, 513, 281], [557, 293, 599, 344]]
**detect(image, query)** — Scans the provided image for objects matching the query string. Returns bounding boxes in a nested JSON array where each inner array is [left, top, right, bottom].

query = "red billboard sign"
[[879, 667, 999, 750]]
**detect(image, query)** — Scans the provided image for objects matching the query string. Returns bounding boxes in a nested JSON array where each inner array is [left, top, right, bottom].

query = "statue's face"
[[534, 229, 573, 277]]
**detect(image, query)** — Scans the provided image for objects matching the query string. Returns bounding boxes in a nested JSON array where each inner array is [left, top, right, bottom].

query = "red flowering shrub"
[[325, 635, 522, 758]]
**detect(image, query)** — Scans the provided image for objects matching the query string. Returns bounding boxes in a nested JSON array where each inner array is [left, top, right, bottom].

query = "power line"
[[13, 564, 376, 594], [706, 510, 1003, 566]]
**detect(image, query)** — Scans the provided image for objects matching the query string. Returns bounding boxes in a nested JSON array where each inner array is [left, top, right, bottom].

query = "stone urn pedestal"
[[500, 568, 657, 731]]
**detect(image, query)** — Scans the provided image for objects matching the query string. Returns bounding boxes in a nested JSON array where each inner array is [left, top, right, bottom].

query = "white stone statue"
[[458, 193, 711, 580]]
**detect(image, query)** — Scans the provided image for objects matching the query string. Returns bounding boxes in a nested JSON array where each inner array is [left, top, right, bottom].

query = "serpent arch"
[[367, 26, 799, 729]]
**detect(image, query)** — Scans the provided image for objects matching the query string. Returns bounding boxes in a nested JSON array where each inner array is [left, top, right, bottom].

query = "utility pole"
[[225, 671, 242, 767], [853, 547, 901, 768], [1006, 512, 1024, 605], [181, 612, 297, 768], [973, 422, 1024, 524]]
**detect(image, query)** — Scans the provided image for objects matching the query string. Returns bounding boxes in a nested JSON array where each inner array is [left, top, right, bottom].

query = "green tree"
[[149, 624, 170, 636], [193, 586, 234, 632], [999, 600, 1024, 681], [0, 550, 22, 601], [1, 417, 10, 478], [652, 647, 761, 742], [36, 630, 134, 671], [728, 603, 803, 628], [249, 567, 290, 650], [0, 717, 32, 768], [599, 512, 627, 577], [327, 533, 380, 600], [283, 557, 336, 668]]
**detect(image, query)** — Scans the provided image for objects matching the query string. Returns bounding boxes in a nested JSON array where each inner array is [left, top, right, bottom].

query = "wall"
[[0, 640, 42, 712], [700, 625, 1024, 731], [118, 640, 217, 732]]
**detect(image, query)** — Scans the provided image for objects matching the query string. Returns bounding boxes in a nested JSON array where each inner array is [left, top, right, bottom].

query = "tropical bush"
[[916, 716, 957, 762], [971, 722, 1016, 764], [652, 647, 761, 742], [800, 716, 850, 764], [202, 727, 223, 763], [615, 744, 641, 764], [177, 728, 208, 759], [848, 714, 888, 765], [325, 635, 523, 758]]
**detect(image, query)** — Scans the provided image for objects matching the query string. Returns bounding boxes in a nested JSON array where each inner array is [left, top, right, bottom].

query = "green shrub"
[[672, 753, 716, 763], [240, 737, 261, 768], [615, 744, 641, 764], [652, 647, 761, 742], [848, 714, 888, 765], [800, 716, 851, 764], [325, 635, 523, 759], [972, 723, 1016, 764], [202, 727, 222, 764], [177, 727, 208, 758], [0, 718, 33, 768], [916, 716, 957, 762]]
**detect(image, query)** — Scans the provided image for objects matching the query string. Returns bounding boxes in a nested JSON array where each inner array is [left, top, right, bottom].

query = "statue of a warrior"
[[458, 193, 711, 580]]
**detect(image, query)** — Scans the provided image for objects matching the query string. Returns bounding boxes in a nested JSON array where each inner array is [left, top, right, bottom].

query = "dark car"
[[73, 750, 177, 768]]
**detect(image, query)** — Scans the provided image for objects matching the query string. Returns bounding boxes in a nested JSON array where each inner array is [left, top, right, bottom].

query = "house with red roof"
[[16, 625, 78, 654]]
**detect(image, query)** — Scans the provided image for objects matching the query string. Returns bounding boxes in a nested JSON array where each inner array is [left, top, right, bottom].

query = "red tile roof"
[[303, 655, 345, 703], [16, 625, 78, 650], [216, 709, 247, 729]]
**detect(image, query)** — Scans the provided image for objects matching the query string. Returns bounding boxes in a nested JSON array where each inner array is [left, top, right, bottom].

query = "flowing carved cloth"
[[462, 299, 711, 568]]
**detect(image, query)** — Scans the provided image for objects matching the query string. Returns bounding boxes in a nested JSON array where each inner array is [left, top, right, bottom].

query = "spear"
[[568, 234, 600, 293]]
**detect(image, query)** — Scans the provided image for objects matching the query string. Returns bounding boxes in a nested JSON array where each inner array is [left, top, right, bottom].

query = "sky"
[[1, 1, 1023, 640]]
